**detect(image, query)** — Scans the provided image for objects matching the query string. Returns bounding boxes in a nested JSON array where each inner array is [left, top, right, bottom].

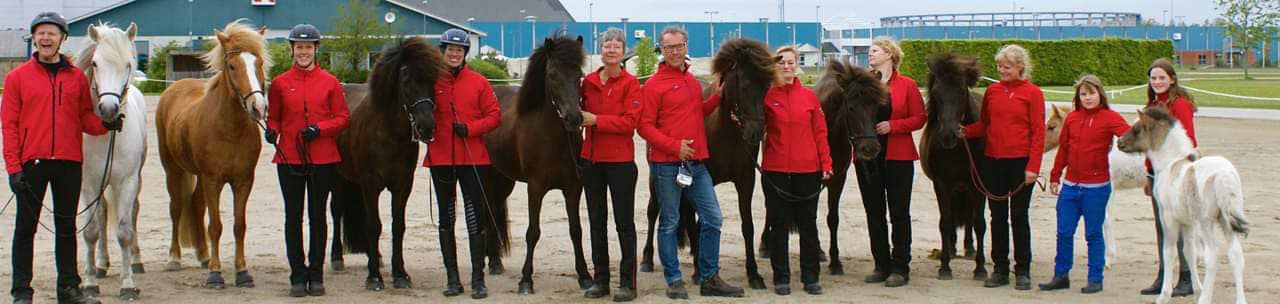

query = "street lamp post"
[[188, 0, 194, 48], [527, 15, 537, 56], [761, 18, 770, 47], [422, 1, 428, 37], [590, 2, 596, 56], [705, 11, 719, 56]]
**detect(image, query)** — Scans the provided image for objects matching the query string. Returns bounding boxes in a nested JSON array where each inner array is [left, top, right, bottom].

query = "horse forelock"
[[369, 37, 445, 108], [517, 35, 584, 114], [200, 20, 269, 75], [85, 24, 137, 70]]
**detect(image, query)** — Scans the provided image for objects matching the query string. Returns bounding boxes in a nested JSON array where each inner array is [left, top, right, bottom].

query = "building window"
[[1199, 54, 1207, 65]]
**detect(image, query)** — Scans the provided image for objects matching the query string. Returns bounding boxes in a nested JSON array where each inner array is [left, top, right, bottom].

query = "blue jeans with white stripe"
[[1053, 182, 1111, 283]]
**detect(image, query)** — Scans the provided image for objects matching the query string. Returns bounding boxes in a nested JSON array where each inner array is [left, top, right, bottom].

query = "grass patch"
[[1038, 78, 1280, 110]]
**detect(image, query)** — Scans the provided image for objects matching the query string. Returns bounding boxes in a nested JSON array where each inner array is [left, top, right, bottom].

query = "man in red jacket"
[[424, 28, 501, 299], [638, 26, 743, 299], [265, 24, 349, 298], [3, 12, 114, 304]]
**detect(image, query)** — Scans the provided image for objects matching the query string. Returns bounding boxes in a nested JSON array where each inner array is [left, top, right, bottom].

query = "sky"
[[557, 0, 1221, 27]]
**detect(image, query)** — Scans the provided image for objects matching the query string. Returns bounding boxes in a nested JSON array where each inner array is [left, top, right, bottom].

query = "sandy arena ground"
[[1, 96, 1277, 303]]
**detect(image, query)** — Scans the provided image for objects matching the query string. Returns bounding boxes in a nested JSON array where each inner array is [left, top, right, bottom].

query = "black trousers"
[[984, 157, 1034, 276], [762, 171, 822, 285], [1150, 176, 1190, 276], [854, 159, 915, 275], [581, 160, 638, 289], [431, 166, 488, 285], [10, 160, 83, 299], [277, 164, 337, 284]]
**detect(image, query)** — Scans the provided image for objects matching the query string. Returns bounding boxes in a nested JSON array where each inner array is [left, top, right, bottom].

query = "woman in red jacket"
[[761, 45, 833, 296], [1138, 58, 1197, 297], [579, 28, 642, 302], [425, 28, 501, 299], [961, 44, 1045, 291], [265, 24, 349, 297], [1039, 75, 1129, 294], [857, 37, 925, 287]]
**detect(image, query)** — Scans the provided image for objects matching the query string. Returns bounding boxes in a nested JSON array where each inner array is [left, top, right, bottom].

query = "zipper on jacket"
[[50, 74, 60, 159]]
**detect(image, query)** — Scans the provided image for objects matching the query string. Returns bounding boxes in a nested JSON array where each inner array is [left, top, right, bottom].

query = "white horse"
[[1044, 104, 1146, 269], [1118, 107, 1249, 304], [75, 22, 148, 301]]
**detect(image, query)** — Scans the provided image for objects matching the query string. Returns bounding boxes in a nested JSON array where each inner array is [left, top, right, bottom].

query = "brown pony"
[[919, 52, 989, 280], [638, 38, 774, 289], [156, 20, 269, 289], [480, 34, 588, 294], [328, 37, 444, 290]]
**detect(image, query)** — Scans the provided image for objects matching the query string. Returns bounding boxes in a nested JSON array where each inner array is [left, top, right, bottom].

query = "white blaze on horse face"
[[239, 52, 267, 120]]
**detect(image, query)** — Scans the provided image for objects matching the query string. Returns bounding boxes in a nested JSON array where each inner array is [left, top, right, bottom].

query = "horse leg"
[[130, 197, 145, 274], [518, 184, 549, 295], [390, 184, 412, 288], [198, 178, 227, 289], [682, 194, 701, 282], [481, 172, 515, 275], [80, 194, 104, 296], [825, 174, 847, 275], [361, 187, 386, 291], [640, 193, 659, 273], [230, 178, 255, 288], [564, 185, 593, 290], [1227, 235, 1246, 304], [1197, 240, 1216, 304], [934, 183, 955, 280], [329, 179, 349, 272], [165, 172, 191, 271], [96, 214, 109, 278], [736, 181, 766, 290], [1156, 227, 1180, 304], [115, 178, 142, 300], [1104, 190, 1116, 269], [968, 191, 989, 280]]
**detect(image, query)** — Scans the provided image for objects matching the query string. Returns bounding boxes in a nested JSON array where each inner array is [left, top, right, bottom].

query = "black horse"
[[329, 37, 444, 290], [919, 53, 989, 280]]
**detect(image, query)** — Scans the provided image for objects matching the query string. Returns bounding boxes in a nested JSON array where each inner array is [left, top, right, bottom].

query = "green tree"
[[478, 50, 509, 75], [327, 0, 396, 83], [1216, 0, 1280, 78], [141, 41, 181, 93], [267, 41, 293, 79], [634, 36, 656, 79]]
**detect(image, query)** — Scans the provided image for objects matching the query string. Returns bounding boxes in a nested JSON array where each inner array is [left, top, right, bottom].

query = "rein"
[[958, 135, 1045, 201]]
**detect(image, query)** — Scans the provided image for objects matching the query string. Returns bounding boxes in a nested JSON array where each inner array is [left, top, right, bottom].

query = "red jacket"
[[581, 67, 642, 162], [425, 66, 501, 166], [883, 71, 927, 161], [267, 65, 350, 165], [2, 57, 110, 174], [1049, 107, 1130, 184], [638, 63, 718, 163], [762, 78, 832, 173], [964, 79, 1046, 173]]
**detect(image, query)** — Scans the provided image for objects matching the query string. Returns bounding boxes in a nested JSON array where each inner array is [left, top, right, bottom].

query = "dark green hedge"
[[899, 39, 1174, 86], [467, 59, 510, 81]]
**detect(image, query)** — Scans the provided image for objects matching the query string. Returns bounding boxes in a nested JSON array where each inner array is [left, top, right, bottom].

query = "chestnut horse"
[[156, 20, 269, 289]]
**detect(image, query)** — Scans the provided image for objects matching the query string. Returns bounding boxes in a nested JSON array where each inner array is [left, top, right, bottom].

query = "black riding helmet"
[[288, 24, 321, 44], [30, 12, 68, 35], [439, 28, 470, 53]]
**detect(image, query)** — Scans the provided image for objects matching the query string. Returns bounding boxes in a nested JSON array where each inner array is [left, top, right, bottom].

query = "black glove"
[[9, 172, 30, 194], [102, 117, 124, 131], [264, 129, 279, 145], [453, 123, 468, 137], [301, 125, 321, 141]]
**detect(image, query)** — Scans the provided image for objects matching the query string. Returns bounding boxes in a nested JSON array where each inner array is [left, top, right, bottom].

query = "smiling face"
[[1149, 67, 1172, 95], [997, 59, 1023, 82], [444, 44, 466, 68], [601, 40, 624, 67], [660, 32, 688, 68], [776, 51, 797, 83], [291, 41, 317, 69], [32, 24, 65, 61]]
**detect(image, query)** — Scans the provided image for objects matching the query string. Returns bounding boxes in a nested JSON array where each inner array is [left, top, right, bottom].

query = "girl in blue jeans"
[[1040, 75, 1130, 294]]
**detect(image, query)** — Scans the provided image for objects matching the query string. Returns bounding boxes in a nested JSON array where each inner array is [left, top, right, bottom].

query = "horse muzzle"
[[854, 138, 882, 160], [96, 100, 121, 123]]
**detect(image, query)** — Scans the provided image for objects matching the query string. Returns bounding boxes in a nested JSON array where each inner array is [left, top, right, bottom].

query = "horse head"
[[1117, 107, 1174, 154], [1043, 104, 1071, 152], [712, 38, 775, 147], [371, 37, 445, 143], [202, 20, 269, 125], [926, 52, 981, 149], [520, 34, 586, 139], [817, 58, 887, 160], [80, 22, 138, 125]]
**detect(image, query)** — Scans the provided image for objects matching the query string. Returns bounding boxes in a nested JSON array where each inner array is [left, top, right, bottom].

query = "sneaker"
[[666, 280, 689, 299], [983, 273, 1010, 288], [803, 283, 824, 295], [307, 281, 326, 296], [885, 273, 908, 287], [699, 274, 745, 298], [57, 286, 101, 304], [1038, 275, 1069, 291], [1015, 275, 1032, 291], [289, 283, 307, 297], [584, 283, 610, 299], [1081, 281, 1103, 294], [774, 283, 791, 295], [864, 270, 889, 283], [613, 286, 637, 302]]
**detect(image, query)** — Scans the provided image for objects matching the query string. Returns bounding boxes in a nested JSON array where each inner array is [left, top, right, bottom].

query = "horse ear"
[[1051, 104, 1062, 118], [88, 25, 99, 42], [258, 26, 268, 36], [126, 22, 138, 41], [215, 30, 229, 44], [576, 35, 583, 45]]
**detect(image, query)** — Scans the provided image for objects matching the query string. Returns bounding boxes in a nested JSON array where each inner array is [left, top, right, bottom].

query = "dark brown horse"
[[479, 35, 588, 295], [638, 38, 774, 289], [328, 37, 444, 290], [919, 53, 989, 280]]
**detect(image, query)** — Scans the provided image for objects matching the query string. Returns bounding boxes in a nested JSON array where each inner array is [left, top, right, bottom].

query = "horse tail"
[[482, 170, 513, 256], [176, 174, 204, 248], [1209, 170, 1250, 237], [335, 177, 370, 254]]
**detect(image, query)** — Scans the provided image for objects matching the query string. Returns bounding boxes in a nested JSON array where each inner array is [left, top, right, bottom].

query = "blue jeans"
[[1053, 182, 1111, 283], [652, 161, 723, 284]]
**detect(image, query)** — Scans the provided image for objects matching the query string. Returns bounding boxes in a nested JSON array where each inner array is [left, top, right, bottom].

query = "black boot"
[[613, 285, 637, 302], [440, 230, 464, 297], [1172, 271, 1193, 297], [1081, 281, 1103, 294], [57, 286, 101, 304], [289, 283, 307, 297], [983, 273, 1010, 288], [1139, 273, 1163, 295], [584, 282, 610, 298], [1038, 275, 1070, 291], [864, 270, 889, 283]]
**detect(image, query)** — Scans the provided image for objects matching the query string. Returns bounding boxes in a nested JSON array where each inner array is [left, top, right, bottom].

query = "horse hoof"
[[119, 287, 141, 301], [817, 248, 828, 262], [365, 277, 385, 291], [748, 277, 767, 290], [330, 260, 346, 272], [83, 285, 101, 297], [488, 263, 505, 275], [927, 249, 943, 260], [234, 271, 255, 288], [393, 276, 412, 289], [132, 263, 146, 274], [639, 261, 654, 273], [200, 261, 209, 269], [517, 281, 535, 295], [165, 261, 182, 271], [206, 272, 226, 289], [578, 277, 593, 290], [938, 269, 954, 280], [829, 264, 845, 276], [973, 270, 988, 281], [95, 268, 108, 278]]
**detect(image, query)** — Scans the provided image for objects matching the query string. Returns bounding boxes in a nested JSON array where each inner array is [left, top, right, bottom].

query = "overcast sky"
[[557, 0, 1220, 27]]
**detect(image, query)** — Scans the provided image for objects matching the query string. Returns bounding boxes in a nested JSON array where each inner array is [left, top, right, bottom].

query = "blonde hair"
[[994, 44, 1032, 80], [870, 36, 903, 69], [775, 45, 798, 60]]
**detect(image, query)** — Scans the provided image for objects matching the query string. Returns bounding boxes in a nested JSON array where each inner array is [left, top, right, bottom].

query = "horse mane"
[[369, 37, 446, 108], [815, 59, 886, 116], [199, 19, 269, 76], [925, 53, 981, 121], [1142, 106, 1176, 125], [517, 34, 586, 114], [712, 38, 778, 95], [76, 23, 137, 71]]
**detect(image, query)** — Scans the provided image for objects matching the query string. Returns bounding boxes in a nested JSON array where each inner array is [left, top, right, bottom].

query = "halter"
[[223, 52, 266, 120], [403, 96, 435, 142], [89, 65, 133, 109]]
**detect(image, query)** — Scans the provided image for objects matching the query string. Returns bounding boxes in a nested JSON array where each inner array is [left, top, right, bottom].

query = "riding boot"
[[468, 234, 489, 299], [1171, 271, 1193, 297], [440, 231, 464, 297], [1139, 272, 1163, 295]]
